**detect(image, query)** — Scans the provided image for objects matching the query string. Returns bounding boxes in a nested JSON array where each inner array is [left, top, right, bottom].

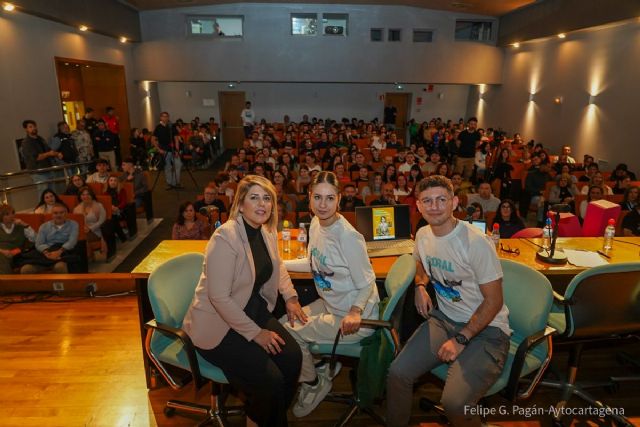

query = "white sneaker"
[[316, 361, 342, 380], [292, 374, 332, 417]]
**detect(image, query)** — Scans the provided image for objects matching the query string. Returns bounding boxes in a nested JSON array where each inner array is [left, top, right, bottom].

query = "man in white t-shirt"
[[240, 101, 255, 138], [387, 175, 510, 427]]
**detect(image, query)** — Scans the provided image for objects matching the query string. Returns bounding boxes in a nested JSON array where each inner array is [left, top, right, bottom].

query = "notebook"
[[355, 205, 415, 258]]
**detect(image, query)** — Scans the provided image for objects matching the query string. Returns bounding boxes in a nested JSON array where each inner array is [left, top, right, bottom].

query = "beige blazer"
[[183, 216, 297, 350]]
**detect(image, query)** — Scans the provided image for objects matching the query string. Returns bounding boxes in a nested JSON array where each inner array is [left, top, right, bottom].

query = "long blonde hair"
[[229, 175, 278, 231]]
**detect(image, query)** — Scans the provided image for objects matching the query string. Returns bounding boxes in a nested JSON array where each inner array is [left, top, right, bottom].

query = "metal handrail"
[[0, 161, 94, 179]]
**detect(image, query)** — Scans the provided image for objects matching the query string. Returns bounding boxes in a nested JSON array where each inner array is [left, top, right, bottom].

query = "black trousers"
[[197, 296, 302, 427]]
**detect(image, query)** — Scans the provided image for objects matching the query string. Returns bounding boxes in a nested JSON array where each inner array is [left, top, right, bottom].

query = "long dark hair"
[[176, 201, 195, 226], [35, 189, 64, 210], [496, 199, 519, 223]]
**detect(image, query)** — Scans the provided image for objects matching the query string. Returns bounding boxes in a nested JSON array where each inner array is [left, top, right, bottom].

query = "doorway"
[[55, 58, 131, 162], [218, 91, 246, 150], [384, 92, 411, 145]]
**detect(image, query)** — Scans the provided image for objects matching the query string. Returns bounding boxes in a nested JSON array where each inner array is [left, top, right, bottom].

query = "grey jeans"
[[386, 309, 509, 427]]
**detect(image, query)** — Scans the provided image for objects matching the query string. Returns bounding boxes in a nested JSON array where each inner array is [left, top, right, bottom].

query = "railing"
[[0, 161, 94, 205]]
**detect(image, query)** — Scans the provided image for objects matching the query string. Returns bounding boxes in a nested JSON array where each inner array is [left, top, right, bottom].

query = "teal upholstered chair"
[[422, 259, 556, 416], [145, 252, 242, 426], [543, 262, 640, 427], [309, 254, 416, 426]]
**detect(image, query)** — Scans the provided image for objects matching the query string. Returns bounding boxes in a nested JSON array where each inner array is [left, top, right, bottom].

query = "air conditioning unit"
[[325, 26, 344, 35]]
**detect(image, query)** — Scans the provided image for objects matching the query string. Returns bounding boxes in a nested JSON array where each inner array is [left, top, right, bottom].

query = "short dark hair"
[[22, 119, 36, 128], [468, 117, 478, 123], [415, 175, 454, 197]]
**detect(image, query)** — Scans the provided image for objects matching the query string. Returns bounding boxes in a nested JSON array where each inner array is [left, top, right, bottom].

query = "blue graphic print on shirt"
[[310, 247, 333, 291], [428, 260, 462, 302]]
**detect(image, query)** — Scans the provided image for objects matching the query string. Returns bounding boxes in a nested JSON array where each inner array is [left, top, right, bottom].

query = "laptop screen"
[[355, 205, 412, 242], [469, 219, 487, 234]]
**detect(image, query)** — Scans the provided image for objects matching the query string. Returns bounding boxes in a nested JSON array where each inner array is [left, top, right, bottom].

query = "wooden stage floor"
[[1, 295, 638, 427]]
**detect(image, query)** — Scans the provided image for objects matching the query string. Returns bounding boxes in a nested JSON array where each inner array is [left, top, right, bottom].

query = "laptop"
[[469, 219, 487, 234], [355, 205, 415, 258]]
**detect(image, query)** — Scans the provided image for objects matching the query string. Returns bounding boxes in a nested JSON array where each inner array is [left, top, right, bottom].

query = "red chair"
[[511, 228, 543, 238]]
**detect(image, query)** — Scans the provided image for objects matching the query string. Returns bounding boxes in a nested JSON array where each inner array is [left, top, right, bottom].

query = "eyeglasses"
[[500, 244, 520, 256]]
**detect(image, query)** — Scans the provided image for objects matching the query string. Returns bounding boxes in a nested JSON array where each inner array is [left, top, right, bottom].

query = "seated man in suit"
[[339, 183, 364, 212], [20, 203, 80, 274]]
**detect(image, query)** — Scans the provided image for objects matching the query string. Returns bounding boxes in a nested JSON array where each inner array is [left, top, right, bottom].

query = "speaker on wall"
[[325, 26, 344, 35]]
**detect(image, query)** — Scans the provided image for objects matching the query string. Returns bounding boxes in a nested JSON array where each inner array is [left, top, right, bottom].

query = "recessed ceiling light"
[[512, 42, 520, 48], [3, 2, 16, 11], [557, 33, 566, 39], [119, 36, 128, 43], [79, 25, 88, 32]]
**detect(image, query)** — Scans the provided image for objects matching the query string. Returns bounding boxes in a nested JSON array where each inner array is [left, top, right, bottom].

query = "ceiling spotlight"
[[557, 33, 566, 39], [512, 42, 520, 48], [589, 94, 596, 105], [3, 2, 16, 11], [119, 36, 128, 43], [528, 93, 535, 102], [79, 25, 88, 32], [554, 96, 563, 105]]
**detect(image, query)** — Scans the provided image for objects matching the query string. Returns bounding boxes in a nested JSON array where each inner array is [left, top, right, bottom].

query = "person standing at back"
[[152, 111, 182, 190], [454, 117, 481, 181], [241, 101, 256, 138], [20, 119, 63, 194]]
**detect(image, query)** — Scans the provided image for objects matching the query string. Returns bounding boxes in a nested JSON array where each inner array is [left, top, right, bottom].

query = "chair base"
[[539, 379, 634, 427], [163, 391, 243, 427], [324, 392, 386, 427]]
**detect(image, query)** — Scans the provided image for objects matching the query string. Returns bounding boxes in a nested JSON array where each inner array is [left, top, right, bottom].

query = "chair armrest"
[[503, 326, 556, 401], [360, 319, 392, 329], [552, 291, 568, 304], [145, 319, 207, 390]]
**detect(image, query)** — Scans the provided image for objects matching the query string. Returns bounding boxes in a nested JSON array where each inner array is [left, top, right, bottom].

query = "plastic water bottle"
[[282, 220, 291, 253], [297, 223, 307, 259], [491, 223, 500, 250], [603, 218, 615, 251], [542, 218, 553, 252], [214, 220, 222, 230]]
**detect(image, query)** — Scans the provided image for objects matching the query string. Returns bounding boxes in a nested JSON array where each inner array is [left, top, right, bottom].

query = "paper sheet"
[[283, 257, 311, 272], [563, 249, 609, 267]]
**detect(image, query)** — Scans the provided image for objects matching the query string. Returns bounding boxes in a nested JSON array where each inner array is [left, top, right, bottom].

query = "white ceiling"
[[124, 0, 536, 17]]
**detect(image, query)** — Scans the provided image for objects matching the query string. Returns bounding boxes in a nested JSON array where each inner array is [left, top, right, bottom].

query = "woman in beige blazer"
[[183, 175, 306, 427]]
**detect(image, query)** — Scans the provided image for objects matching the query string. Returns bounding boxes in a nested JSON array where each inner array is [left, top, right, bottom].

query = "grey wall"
[[469, 19, 640, 174], [0, 11, 140, 210], [155, 81, 470, 136], [135, 3, 503, 84]]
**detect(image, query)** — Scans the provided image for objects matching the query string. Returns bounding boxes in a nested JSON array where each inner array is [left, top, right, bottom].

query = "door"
[[219, 91, 246, 150], [384, 93, 411, 145]]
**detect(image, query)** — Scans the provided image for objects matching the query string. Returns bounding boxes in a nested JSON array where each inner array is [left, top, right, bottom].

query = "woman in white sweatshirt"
[[281, 171, 380, 418]]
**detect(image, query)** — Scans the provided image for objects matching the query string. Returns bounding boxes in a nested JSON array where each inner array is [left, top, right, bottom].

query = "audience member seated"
[[171, 201, 209, 240], [612, 163, 636, 181], [493, 199, 525, 238], [339, 183, 365, 212], [548, 173, 579, 212], [435, 162, 452, 179], [0, 204, 36, 274], [554, 164, 578, 184], [73, 186, 107, 257], [213, 172, 236, 199], [580, 171, 613, 195], [64, 175, 87, 196], [578, 163, 599, 182], [370, 183, 397, 206], [120, 158, 151, 218], [579, 185, 605, 220], [407, 165, 424, 188], [382, 164, 398, 184], [559, 144, 576, 164], [194, 185, 227, 215], [104, 176, 133, 242], [521, 157, 552, 223], [620, 185, 639, 211], [622, 203, 640, 236], [333, 163, 351, 184], [398, 152, 418, 174], [20, 203, 80, 274], [86, 158, 111, 184], [394, 174, 412, 198], [296, 165, 312, 194], [34, 189, 65, 214], [467, 182, 500, 214]]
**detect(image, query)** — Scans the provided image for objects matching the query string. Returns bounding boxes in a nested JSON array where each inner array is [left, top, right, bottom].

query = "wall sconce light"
[[2, 2, 16, 11], [227, 83, 236, 88], [143, 90, 151, 98], [79, 25, 89, 32], [528, 93, 535, 102], [119, 36, 128, 43], [396, 84, 404, 90], [512, 42, 520, 48], [479, 93, 485, 101], [554, 96, 563, 105], [588, 94, 596, 105], [557, 33, 566, 39]]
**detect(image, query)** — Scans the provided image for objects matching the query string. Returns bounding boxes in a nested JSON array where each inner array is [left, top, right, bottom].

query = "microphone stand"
[[536, 207, 568, 264]]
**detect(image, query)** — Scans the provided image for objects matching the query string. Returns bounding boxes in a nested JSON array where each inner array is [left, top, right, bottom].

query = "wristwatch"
[[454, 333, 470, 346]]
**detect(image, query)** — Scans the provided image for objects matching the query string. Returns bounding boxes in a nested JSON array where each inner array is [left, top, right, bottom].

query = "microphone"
[[535, 204, 569, 265], [465, 205, 476, 221]]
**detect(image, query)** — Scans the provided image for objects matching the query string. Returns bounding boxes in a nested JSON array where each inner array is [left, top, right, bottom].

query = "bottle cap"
[[283, 220, 290, 228], [608, 218, 615, 225], [546, 218, 552, 225], [493, 223, 499, 230]]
